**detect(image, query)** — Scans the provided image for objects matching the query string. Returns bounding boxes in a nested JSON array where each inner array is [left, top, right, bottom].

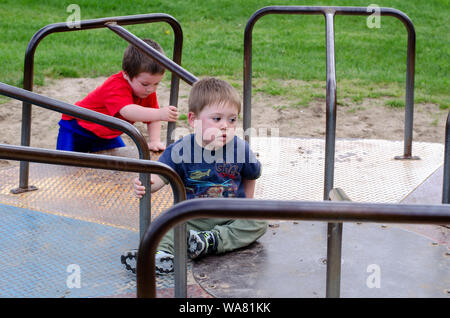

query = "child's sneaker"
[[155, 251, 174, 275], [121, 250, 174, 275], [187, 230, 218, 259], [121, 249, 137, 274]]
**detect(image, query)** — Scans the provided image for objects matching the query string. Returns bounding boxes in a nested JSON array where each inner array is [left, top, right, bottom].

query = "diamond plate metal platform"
[[0, 137, 447, 298], [252, 137, 444, 203], [193, 221, 449, 298], [0, 150, 172, 232], [193, 137, 449, 298]]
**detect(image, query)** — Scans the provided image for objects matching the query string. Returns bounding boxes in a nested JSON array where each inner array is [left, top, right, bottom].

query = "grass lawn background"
[[0, 0, 448, 109]]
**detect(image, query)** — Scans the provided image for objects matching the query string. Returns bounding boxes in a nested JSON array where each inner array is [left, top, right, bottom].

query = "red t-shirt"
[[62, 71, 159, 139]]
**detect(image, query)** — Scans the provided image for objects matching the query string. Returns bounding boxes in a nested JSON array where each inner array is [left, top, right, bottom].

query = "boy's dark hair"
[[188, 77, 241, 114], [122, 38, 165, 79]]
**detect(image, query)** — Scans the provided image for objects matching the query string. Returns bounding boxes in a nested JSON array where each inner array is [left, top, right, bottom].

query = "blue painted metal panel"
[[0, 203, 139, 297]]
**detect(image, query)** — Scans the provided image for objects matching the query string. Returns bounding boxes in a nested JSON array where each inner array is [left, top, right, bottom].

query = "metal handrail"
[[326, 188, 351, 298], [136, 198, 450, 298], [244, 5, 417, 201], [443, 112, 450, 204], [0, 141, 187, 295], [0, 142, 186, 219], [105, 23, 198, 86], [19, 13, 184, 192], [243, 6, 418, 300], [102, 22, 200, 298], [0, 81, 156, 240], [16, 13, 200, 298], [0, 82, 148, 157]]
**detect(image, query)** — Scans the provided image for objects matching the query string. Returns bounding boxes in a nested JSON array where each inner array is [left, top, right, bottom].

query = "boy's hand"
[[159, 106, 178, 122], [148, 141, 166, 152], [133, 177, 151, 198]]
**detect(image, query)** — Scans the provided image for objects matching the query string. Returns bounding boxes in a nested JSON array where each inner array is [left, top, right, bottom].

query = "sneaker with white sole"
[[121, 249, 137, 274], [187, 230, 218, 259], [121, 249, 174, 275], [155, 251, 174, 275]]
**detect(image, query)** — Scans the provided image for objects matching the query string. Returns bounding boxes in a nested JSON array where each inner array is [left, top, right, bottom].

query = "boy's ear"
[[122, 71, 130, 81], [187, 112, 197, 128]]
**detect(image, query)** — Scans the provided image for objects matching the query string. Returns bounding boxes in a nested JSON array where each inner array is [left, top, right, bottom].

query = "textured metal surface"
[[193, 221, 449, 298], [252, 137, 444, 202], [190, 137, 447, 298], [0, 203, 138, 297], [0, 138, 446, 298], [0, 151, 173, 232], [1, 139, 442, 230], [0, 203, 207, 298]]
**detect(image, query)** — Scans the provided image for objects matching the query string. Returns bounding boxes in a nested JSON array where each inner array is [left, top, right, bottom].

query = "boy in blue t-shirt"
[[123, 77, 267, 274]]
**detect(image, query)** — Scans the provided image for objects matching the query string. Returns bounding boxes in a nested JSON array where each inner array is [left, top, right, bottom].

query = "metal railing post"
[[104, 23, 197, 85], [243, 5, 419, 299], [324, 10, 341, 298], [443, 113, 450, 204], [244, 5, 419, 161], [324, 10, 337, 201]]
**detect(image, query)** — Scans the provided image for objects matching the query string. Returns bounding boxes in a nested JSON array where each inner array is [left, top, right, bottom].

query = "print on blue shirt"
[[158, 134, 261, 200]]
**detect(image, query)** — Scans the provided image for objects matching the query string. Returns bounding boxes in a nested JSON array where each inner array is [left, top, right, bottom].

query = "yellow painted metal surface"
[[0, 153, 173, 232]]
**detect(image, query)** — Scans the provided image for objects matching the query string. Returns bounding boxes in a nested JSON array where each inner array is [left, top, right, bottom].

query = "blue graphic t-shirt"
[[158, 134, 261, 199]]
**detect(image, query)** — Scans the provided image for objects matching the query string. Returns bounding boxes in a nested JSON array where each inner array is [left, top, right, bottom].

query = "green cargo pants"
[[157, 218, 268, 255]]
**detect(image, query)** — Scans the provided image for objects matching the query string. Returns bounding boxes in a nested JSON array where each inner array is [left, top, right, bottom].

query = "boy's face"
[[188, 102, 239, 149], [123, 71, 164, 99]]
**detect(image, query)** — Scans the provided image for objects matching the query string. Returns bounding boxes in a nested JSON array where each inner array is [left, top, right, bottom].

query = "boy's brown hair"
[[188, 77, 241, 114], [122, 38, 165, 79]]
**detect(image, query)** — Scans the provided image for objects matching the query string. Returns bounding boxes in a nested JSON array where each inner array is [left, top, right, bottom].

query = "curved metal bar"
[[443, 112, 450, 204], [0, 81, 154, 244], [103, 21, 199, 298], [0, 141, 187, 297], [0, 82, 148, 158], [137, 198, 450, 297], [0, 143, 185, 203], [20, 13, 184, 189], [105, 23, 198, 85], [243, 5, 416, 158]]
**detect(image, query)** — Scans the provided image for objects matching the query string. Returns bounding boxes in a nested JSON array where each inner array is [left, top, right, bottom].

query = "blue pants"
[[56, 119, 125, 153]]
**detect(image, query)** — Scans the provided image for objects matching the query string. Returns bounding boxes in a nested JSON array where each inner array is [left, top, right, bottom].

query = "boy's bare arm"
[[119, 104, 178, 123], [242, 179, 256, 198], [133, 175, 167, 198]]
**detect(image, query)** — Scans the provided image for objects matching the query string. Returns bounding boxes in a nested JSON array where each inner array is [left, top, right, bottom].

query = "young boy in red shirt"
[[56, 38, 178, 153]]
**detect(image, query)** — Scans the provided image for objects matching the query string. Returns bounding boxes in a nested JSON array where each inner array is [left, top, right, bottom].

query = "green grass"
[[0, 0, 448, 108], [384, 99, 406, 108]]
